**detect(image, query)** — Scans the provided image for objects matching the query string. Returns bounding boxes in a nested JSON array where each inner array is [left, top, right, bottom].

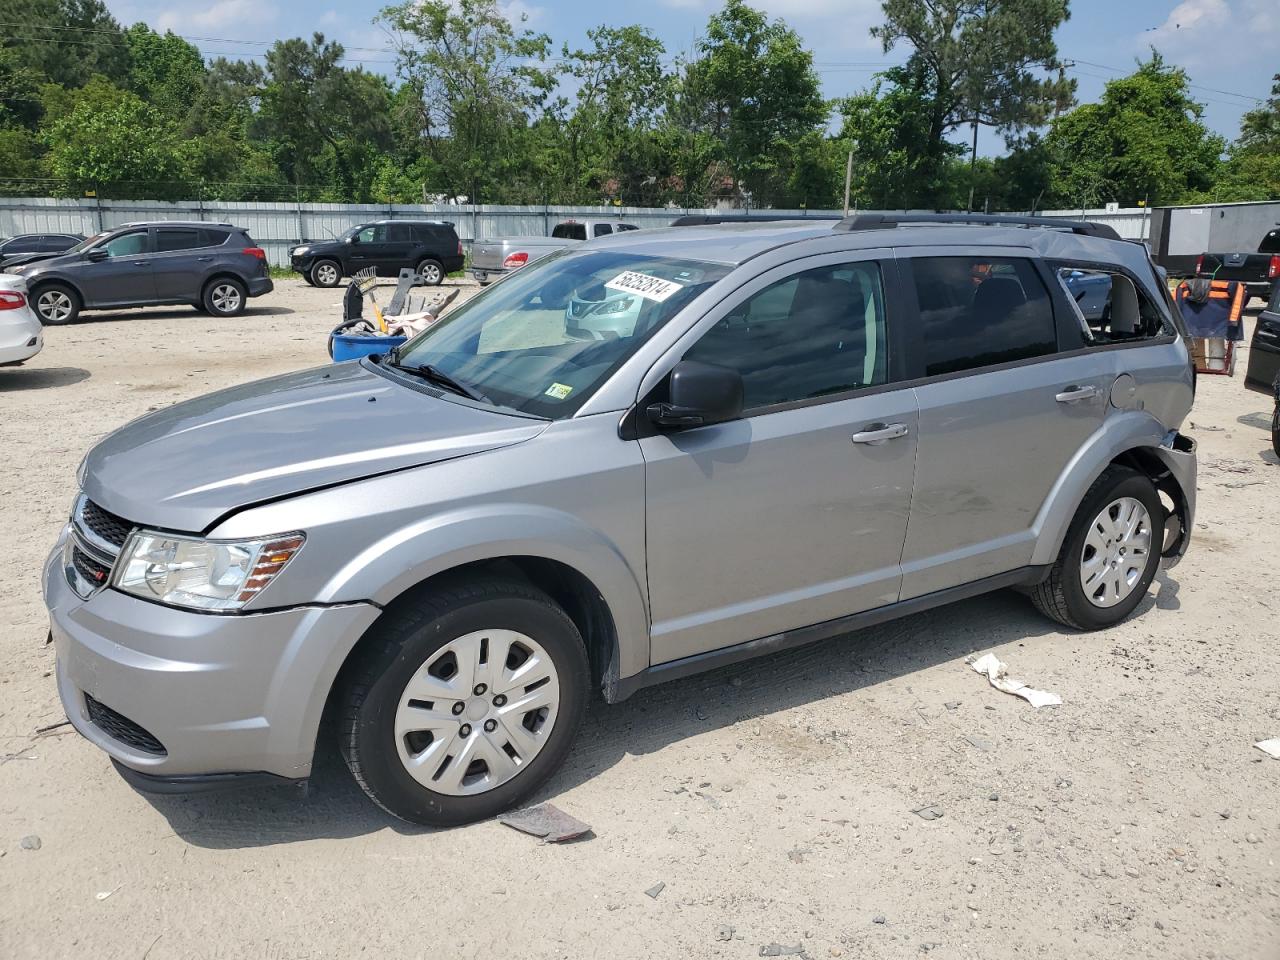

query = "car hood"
[[82, 362, 547, 533], [294, 239, 343, 255], [1, 252, 59, 270]]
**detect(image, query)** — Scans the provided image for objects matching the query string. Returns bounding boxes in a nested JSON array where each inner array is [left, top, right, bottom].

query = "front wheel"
[[416, 258, 444, 286], [1029, 466, 1163, 630], [339, 576, 589, 826], [33, 283, 80, 325], [311, 259, 341, 287]]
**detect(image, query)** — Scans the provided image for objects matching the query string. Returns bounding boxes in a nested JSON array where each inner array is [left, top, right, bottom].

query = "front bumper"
[[44, 540, 380, 782]]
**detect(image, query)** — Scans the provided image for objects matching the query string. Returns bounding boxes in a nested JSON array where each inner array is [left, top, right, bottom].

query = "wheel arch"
[[1030, 412, 1196, 568], [28, 275, 85, 309]]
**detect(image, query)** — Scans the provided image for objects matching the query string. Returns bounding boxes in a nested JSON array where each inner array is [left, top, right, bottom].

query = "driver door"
[[640, 253, 919, 663], [74, 229, 157, 306]]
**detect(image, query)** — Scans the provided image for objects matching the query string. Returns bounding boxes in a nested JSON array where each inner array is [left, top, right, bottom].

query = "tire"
[[32, 283, 80, 325], [1271, 402, 1279, 459], [202, 277, 247, 317], [339, 576, 589, 826], [311, 259, 341, 287], [1029, 466, 1164, 630], [416, 258, 444, 286]]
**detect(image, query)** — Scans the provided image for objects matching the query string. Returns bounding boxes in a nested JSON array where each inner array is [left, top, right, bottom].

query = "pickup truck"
[[1196, 227, 1280, 303], [469, 219, 641, 285]]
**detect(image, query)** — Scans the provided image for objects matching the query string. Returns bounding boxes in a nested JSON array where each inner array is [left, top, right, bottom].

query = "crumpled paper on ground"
[[1254, 739, 1280, 760], [497, 803, 592, 843], [966, 653, 1062, 709]]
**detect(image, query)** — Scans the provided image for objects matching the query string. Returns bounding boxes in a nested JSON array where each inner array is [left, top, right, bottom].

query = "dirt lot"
[[1, 279, 1277, 960]]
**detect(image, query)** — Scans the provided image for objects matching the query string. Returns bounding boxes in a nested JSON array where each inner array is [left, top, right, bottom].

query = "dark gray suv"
[[9, 221, 273, 325]]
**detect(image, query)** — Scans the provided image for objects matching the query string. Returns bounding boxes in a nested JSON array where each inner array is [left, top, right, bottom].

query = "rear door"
[[385, 222, 418, 272], [898, 250, 1109, 598], [73, 228, 156, 306], [1246, 285, 1280, 395], [641, 251, 918, 662], [151, 226, 226, 300]]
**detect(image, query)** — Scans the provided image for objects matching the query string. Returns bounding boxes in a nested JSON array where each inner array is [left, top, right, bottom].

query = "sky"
[[108, 0, 1278, 155]]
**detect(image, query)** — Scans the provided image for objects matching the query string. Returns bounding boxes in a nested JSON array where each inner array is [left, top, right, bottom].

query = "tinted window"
[[101, 232, 148, 257], [552, 223, 587, 241], [684, 261, 889, 410], [200, 229, 228, 247], [156, 228, 202, 252], [1260, 230, 1280, 255], [616, 224, 640, 232], [355, 224, 387, 243], [594, 224, 613, 237], [388, 223, 412, 242], [41, 235, 79, 252], [6, 236, 42, 253], [909, 257, 1055, 376]]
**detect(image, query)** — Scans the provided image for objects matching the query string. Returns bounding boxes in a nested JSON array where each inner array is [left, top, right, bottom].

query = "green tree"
[[872, 0, 1074, 209], [124, 25, 205, 124], [1045, 52, 1223, 206], [256, 34, 394, 200], [0, 0, 130, 89], [1210, 74, 1280, 202], [680, 0, 828, 205], [379, 0, 555, 202]]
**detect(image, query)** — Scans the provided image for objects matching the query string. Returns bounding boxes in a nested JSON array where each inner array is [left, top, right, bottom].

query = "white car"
[[0, 274, 43, 366]]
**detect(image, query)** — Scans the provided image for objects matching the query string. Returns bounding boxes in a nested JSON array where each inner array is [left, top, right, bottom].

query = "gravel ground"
[[1, 279, 1277, 960]]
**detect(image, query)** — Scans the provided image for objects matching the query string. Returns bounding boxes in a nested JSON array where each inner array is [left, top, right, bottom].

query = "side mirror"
[[647, 360, 744, 429], [86, 248, 109, 262], [347, 235, 359, 244]]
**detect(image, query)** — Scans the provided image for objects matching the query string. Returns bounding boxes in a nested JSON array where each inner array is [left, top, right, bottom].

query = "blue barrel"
[[329, 330, 407, 362]]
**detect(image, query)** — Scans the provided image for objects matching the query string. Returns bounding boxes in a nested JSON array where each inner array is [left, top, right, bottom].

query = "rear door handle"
[[131, 261, 148, 267], [196, 256, 213, 262], [1055, 385, 1100, 403], [851, 422, 909, 445]]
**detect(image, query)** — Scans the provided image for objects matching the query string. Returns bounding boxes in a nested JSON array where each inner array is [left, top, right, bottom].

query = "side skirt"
[[610, 566, 1050, 702]]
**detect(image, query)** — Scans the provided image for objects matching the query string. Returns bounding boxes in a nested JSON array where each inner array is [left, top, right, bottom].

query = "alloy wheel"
[[316, 263, 339, 286], [210, 283, 242, 314], [419, 262, 442, 284], [1079, 496, 1152, 608], [37, 290, 73, 323], [393, 629, 560, 796]]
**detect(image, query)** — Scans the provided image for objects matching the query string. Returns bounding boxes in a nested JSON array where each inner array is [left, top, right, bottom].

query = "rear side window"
[[616, 224, 640, 232], [40, 235, 75, 252], [1259, 230, 1280, 255], [200, 229, 229, 247], [1055, 267, 1171, 344], [156, 228, 201, 252], [388, 223, 412, 242], [552, 223, 587, 241], [594, 224, 613, 237], [908, 256, 1056, 376]]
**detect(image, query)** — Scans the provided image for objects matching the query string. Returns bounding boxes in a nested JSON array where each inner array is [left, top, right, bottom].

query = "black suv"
[[289, 220, 464, 287], [10, 222, 273, 325]]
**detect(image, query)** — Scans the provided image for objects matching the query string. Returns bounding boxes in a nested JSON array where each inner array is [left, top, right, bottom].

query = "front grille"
[[80, 500, 132, 548], [84, 694, 167, 756], [71, 546, 111, 587]]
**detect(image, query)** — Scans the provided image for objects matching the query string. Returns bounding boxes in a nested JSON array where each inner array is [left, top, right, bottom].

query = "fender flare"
[[316, 503, 651, 683], [1030, 412, 1197, 567]]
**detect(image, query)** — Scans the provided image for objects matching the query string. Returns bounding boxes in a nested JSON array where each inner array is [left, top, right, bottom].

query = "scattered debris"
[[716, 925, 735, 942], [966, 653, 1062, 709], [1254, 739, 1280, 760], [787, 847, 808, 863], [944, 701, 962, 711], [988, 793, 1000, 802], [964, 735, 993, 752], [95, 884, 122, 901], [19, 834, 41, 850], [497, 803, 592, 843], [1246, 833, 1261, 844], [759, 943, 804, 956], [34, 719, 71, 735], [912, 804, 944, 821], [645, 882, 666, 899], [872, 915, 887, 924]]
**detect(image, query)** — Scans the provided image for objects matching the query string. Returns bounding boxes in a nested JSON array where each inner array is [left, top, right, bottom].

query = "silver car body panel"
[[48, 218, 1198, 782]]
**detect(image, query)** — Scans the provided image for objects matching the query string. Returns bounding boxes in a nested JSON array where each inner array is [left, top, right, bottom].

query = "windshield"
[[393, 249, 730, 418]]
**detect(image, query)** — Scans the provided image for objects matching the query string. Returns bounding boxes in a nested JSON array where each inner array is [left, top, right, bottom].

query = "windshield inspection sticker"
[[545, 382, 574, 400], [605, 271, 685, 303]]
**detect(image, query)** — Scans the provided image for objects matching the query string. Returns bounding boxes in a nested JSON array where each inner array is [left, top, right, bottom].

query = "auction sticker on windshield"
[[605, 271, 684, 303]]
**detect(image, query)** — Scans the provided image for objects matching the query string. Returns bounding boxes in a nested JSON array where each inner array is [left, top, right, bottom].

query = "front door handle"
[[852, 422, 909, 445], [196, 256, 213, 262], [1055, 385, 1100, 403], [131, 261, 148, 267]]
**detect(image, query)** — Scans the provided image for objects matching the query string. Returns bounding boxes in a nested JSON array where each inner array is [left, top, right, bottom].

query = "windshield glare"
[[70, 232, 109, 253], [394, 250, 730, 418]]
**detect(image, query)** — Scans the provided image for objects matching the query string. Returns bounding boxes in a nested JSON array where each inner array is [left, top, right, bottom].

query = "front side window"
[[594, 224, 613, 237], [909, 256, 1055, 376], [683, 261, 889, 411], [355, 224, 387, 244], [552, 223, 587, 241], [394, 250, 730, 418], [100, 232, 148, 257]]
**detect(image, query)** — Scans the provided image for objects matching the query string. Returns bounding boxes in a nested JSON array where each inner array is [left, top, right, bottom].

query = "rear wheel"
[[33, 283, 80, 325], [311, 259, 341, 287], [416, 258, 444, 286], [1029, 466, 1163, 630], [339, 576, 589, 826], [202, 277, 246, 317], [1271, 402, 1279, 458]]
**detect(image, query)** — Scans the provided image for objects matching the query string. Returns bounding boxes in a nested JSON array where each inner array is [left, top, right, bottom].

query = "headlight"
[[292, 245, 310, 256], [114, 531, 305, 611]]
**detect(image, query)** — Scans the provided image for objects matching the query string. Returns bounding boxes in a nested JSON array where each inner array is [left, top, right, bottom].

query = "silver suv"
[[44, 214, 1197, 826]]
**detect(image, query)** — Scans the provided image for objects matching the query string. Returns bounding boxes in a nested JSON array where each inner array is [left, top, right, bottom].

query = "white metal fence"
[[0, 197, 1152, 267]]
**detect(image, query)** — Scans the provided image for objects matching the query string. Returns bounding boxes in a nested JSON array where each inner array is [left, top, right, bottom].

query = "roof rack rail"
[[833, 212, 1121, 241], [671, 214, 842, 227]]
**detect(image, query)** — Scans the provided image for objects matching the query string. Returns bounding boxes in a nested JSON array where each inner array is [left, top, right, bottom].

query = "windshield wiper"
[[385, 358, 490, 403]]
